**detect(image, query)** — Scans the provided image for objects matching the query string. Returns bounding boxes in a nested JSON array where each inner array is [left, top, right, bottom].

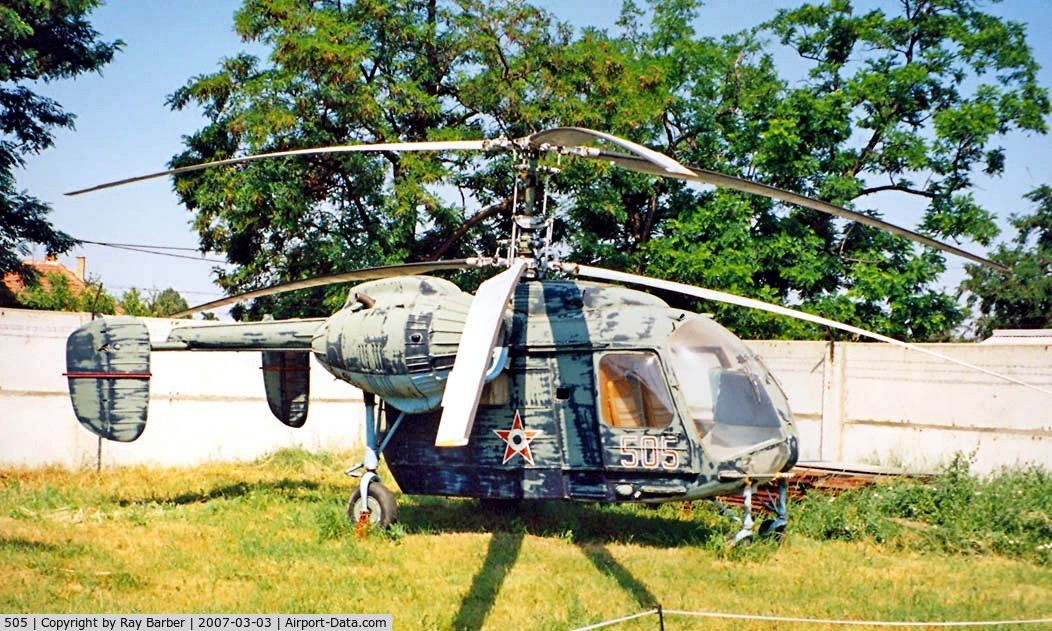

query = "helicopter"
[[62, 127, 1042, 543]]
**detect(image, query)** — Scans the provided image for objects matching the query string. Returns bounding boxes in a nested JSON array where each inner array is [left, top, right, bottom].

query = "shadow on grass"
[[449, 528, 661, 630], [398, 496, 721, 548], [118, 479, 323, 507], [579, 542, 659, 609], [452, 531, 524, 631], [0, 537, 58, 553]]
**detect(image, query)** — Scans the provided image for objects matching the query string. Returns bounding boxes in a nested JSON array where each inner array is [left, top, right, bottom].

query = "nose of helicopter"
[[667, 315, 798, 479], [723, 434, 798, 479]]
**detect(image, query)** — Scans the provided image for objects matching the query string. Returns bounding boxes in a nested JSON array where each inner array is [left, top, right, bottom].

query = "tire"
[[347, 482, 397, 528]]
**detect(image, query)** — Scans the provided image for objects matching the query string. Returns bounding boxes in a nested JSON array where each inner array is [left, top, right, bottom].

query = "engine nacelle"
[[312, 276, 474, 412]]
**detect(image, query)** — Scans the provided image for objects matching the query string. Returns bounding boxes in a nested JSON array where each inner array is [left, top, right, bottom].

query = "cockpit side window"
[[597, 352, 674, 429]]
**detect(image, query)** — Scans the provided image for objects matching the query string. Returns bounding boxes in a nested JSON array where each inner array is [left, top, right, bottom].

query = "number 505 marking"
[[618, 434, 680, 469]]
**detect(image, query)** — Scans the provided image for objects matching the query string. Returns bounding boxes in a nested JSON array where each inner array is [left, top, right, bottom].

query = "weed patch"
[[794, 455, 1052, 564]]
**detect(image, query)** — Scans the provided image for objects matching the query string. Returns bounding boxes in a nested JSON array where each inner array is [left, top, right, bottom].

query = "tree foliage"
[[0, 0, 121, 276], [169, 0, 561, 318], [117, 287, 151, 316], [17, 276, 190, 317], [620, 0, 1048, 339], [172, 0, 1048, 340], [960, 185, 1052, 338], [151, 288, 190, 317], [16, 271, 116, 314], [118, 286, 191, 318]]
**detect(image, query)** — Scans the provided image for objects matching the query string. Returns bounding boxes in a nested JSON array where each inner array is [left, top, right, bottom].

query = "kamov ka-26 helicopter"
[[62, 127, 1039, 542]]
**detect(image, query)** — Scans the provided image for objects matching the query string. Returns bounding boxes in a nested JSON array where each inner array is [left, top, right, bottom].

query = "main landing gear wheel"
[[347, 482, 397, 528], [759, 518, 787, 540]]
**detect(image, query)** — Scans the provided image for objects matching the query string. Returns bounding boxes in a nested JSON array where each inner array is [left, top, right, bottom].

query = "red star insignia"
[[493, 410, 542, 465]]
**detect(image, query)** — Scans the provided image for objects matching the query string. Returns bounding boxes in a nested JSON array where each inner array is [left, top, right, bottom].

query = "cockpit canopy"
[[667, 317, 794, 466]]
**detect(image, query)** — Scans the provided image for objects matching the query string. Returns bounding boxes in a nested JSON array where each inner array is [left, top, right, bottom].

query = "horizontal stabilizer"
[[65, 317, 152, 442]]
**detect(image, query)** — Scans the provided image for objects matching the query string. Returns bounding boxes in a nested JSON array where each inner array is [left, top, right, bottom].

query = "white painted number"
[[618, 434, 680, 469]]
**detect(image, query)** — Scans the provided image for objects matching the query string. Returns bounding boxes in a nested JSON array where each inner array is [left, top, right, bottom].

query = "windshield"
[[668, 317, 793, 462]]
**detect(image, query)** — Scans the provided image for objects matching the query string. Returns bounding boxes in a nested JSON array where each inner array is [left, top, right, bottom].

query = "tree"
[[118, 286, 191, 318], [741, 0, 1049, 340], [585, 0, 1048, 340], [171, 0, 1047, 341], [0, 1, 122, 276], [168, 0, 564, 318], [150, 287, 190, 318], [960, 185, 1052, 338], [117, 287, 151, 316], [17, 271, 116, 314]]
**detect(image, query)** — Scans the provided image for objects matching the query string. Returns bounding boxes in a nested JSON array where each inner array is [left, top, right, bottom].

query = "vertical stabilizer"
[[65, 317, 151, 442]]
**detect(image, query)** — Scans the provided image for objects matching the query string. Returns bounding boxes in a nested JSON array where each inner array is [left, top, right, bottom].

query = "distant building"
[[1, 256, 88, 306], [979, 329, 1052, 346]]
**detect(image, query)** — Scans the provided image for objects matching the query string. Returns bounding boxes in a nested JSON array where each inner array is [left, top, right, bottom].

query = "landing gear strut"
[[345, 393, 405, 529], [715, 475, 790, 545]]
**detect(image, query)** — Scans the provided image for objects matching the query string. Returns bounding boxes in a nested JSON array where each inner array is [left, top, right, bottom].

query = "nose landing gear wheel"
[[347, 482, 397, 528]]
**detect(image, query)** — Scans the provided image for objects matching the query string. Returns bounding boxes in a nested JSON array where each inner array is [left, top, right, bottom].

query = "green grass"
[[1, 449, 1050, 630]]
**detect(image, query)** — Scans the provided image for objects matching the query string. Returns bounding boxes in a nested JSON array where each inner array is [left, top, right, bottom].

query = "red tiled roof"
[[2, 257, 87, 297]]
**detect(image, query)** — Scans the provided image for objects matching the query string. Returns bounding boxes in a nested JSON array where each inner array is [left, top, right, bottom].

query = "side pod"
[[262, 350, 310, 428], [65, 317, 151, 442]]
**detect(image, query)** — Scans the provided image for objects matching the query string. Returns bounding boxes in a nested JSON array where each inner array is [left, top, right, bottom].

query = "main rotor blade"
[[168, 259, 475, 317], [527, 127, 695, 176], [564, 263, 1052, 396], [679, 165, 1007, 272], [65, 139, 488, 196], [435, 259, 528, 447], [528, 127, 1004, 272]]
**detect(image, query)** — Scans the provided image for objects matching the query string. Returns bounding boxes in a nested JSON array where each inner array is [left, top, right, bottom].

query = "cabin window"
[[597, 352, 675, 429]]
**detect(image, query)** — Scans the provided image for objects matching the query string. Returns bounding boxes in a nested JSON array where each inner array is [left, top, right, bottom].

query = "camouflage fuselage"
[[315, 277, 798, 503]]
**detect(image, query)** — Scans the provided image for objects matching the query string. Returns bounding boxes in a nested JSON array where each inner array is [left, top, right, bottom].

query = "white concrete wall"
[[0, 308, 363, 468], [748, 340, 1051, 473], [2, 308, 1049, 473]]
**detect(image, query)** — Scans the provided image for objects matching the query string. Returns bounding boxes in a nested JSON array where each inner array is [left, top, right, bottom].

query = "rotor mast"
[[509, 149, 555, 278]]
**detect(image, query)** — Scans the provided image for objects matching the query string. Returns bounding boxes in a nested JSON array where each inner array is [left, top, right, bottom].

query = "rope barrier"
[[570, 607, 1052, 630], [570, 608, 659, 630], [663, 609, 1052, 627]]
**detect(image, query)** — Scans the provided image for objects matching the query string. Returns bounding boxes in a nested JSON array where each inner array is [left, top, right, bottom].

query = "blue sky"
[[15, 0, 1052, 313]]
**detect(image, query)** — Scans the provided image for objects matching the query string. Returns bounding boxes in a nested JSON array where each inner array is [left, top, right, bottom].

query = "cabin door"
[[593, 351, 694, 487], [549, 351, 607, 500]]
